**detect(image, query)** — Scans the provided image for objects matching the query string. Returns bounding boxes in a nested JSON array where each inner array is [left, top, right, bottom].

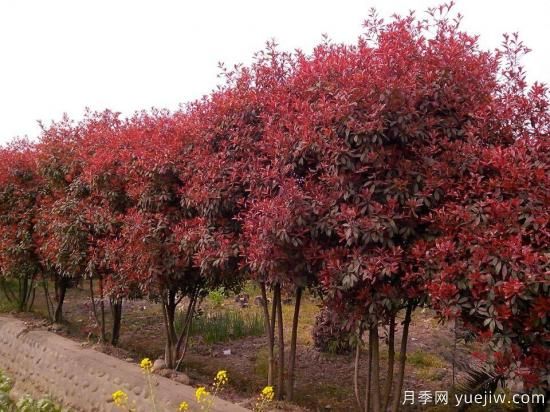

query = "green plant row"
[[176, 309, 265, 344]]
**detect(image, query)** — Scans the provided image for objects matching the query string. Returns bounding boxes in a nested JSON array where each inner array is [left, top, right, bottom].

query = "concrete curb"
[[0, 316, 249, 412]]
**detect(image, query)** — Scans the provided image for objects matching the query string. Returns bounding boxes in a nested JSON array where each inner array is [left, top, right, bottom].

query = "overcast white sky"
[[1, 0, 549, 144]]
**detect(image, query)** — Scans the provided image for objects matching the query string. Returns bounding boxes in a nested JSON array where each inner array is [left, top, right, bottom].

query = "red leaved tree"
[[258, 4, 521, 410], [0, 140, 42, 312], [35, 116, 90, 323], [425, 33, 549, 396]]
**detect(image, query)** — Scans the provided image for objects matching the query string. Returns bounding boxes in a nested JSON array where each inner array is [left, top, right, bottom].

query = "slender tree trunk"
[[54, 277, 68, 323], [270, 289, 276, 347], [365, 332, 373, 412], [178, 308, 194, 362], [168, 290, 178, 342], [391, 305, 413, 412], [18, 277, 25, 310], [99, 277, 106, 342], [163, 289, 179, 369], [18, 275, 30, 311], [175, 292, 198, 371], [54, 278, 59, 301], [42, 278, 54, 321], [260, 282, 274, 386], [382, 314, 396, 411], [166, 291, 178, 350], [90, 277, 106, 343], [89, 277, 99, 327], [452, 319, 457, 388], [175, 292, 196, 356], [161, 295, 174, 368], [28, 288, 36, 311], [25, 276, 35, 309], [275, 284, 285, 400], [286, 286, 302, 401], [370, 326, 381, 412], [110, 297, 123, 346], [354, 330, 363, 410]]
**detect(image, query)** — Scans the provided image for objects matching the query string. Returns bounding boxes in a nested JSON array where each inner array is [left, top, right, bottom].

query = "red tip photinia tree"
[[34, 116, 91, 323], [425, 43, 549, 393], [254, 4, 540, 410], [0, 141, 42, 312]]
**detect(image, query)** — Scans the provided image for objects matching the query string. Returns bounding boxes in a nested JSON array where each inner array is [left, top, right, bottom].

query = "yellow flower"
[[140, 358, 153, 373], [112, 390, 128, 407], [178, 401, 189, 411], [214, 370, 228, 386], [195, 386, 210, 403], [261, 386, 274, 401]]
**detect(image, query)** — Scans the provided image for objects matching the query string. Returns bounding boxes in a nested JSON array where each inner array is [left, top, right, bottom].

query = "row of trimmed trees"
[[0, 5, 548, 410]]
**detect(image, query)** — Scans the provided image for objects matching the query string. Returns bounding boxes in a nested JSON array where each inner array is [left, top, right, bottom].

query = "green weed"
[[187, 309, 264, 344], [207, 289, 225, 308], [407, 350, 445, 368], [0, 369, 62, 412]]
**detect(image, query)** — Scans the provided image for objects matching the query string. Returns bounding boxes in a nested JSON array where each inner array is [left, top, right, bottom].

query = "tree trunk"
[[370, 326, 381, 412], [110, 297, 123, 346], [365, 332, 373, 412], [18, 277, 26, 311], [354, 330, 363, 410], [260, 282, 275, 387], [25, 276, 35, 310], [286, 286, 302, 401], [275, 284, 285, 400], [89, 277, 100, 333], [28, 288, 36, 311], [54, 277, 68, 323], [270, 288, 276, 346], [175, 292, 196, 356], [18, 275, 32, 312], [452, 319, 457, 388], [161, 294, 175, 369], [382, 314, 396, 411], [391, 305, 413, 412], [164, 289, 178, 366], [42, 278, 54, 321], [99, 277, 106, 342], [175, 291, 199, 371]]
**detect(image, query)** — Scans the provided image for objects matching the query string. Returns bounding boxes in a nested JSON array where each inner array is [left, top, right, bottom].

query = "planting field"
[[1, 281, 486, 411]]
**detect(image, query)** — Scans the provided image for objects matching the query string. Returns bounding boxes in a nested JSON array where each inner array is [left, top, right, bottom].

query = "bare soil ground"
[[4, 283, 485, 412]]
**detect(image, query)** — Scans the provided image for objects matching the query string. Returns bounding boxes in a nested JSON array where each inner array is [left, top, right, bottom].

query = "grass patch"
[[407, 350, 446, 368], [294, 382, 350, 411], [187, 309, 265, 344], [240, 281, 261, 298], [417, 367, 447, 381], [407, 350, 448, 382], [253, 347, 270, 378]]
